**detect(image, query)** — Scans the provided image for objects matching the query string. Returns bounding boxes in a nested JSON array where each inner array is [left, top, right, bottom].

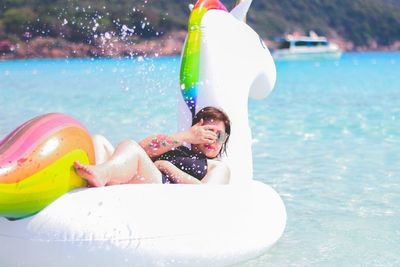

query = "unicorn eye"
[[259, 36, 266, 49]]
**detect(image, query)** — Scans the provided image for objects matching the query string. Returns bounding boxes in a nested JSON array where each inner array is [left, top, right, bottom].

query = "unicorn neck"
[[179, 0, 227, 117]]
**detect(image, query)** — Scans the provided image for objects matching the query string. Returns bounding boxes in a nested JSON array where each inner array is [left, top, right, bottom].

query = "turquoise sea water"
[[0, 52, 399, 266]]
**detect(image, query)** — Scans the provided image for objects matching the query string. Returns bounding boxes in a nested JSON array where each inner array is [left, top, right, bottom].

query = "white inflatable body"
[[0, 183, 285, 267], [0, 1, 286, 266]]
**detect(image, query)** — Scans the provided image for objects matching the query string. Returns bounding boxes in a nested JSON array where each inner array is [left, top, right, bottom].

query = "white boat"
[[272, 31, 342, 60]]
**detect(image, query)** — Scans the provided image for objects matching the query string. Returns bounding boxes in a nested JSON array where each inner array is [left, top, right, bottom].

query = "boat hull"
[[273, 49, 342, 60]]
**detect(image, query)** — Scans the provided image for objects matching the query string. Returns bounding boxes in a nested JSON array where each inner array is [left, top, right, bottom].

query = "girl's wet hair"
[[192, 106, 231, 156]]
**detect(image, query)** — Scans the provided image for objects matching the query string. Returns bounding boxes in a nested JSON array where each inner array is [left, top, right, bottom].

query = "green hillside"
[[0, 0, 399, 48]]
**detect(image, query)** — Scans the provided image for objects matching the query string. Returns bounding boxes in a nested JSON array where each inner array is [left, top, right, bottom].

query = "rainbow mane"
[[0, 113, 95, 219], [179, 0, 227, 117]]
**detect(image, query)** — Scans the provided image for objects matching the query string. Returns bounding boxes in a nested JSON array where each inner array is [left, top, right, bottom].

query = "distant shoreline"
[[0, 31, 187, 60], [1, 31, 399, 61]]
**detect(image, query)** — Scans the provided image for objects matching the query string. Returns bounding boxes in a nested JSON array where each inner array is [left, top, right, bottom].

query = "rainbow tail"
[[0, 113, 95, 219]]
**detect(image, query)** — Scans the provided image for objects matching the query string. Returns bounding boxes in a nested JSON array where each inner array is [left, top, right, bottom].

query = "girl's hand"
[[185, 119, 218, 145]]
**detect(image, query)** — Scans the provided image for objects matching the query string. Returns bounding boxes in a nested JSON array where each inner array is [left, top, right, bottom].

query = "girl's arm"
[[139, 132, 188, 159], [154, 160, 231, 184], [139, 120, 218, 159], [154, 160, 202, 184], [201, 160, 230, 184]]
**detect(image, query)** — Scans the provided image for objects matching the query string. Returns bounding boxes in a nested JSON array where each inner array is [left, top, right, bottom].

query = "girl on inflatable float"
[[74, 106, 231, 186]]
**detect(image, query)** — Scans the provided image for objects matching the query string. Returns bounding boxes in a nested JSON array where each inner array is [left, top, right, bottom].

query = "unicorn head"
[[178, 0, 276, 184]]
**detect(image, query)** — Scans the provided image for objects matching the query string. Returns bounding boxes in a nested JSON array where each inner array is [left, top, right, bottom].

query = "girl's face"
[[192, 119, 227, 159]]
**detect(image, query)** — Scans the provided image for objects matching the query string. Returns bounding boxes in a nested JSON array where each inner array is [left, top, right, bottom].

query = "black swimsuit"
[[154, 146, 208, 184]]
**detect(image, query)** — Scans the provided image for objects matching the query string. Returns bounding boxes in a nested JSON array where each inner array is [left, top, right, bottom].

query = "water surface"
[[1, 52, 399, 266]]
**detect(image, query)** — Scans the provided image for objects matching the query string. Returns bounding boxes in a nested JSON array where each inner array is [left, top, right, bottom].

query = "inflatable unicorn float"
[[0, 0, 286, 266]]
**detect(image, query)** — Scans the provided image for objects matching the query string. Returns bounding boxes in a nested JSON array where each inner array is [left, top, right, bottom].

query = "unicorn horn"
[[231, 0, 253, 22]]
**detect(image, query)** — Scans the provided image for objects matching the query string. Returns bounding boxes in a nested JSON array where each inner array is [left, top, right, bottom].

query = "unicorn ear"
[[230, 0, 253, 22], [188, 4, 194, 11]]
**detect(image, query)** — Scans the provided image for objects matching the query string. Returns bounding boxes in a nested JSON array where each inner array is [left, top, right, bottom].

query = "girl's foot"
[[74, 161, 107, 187]]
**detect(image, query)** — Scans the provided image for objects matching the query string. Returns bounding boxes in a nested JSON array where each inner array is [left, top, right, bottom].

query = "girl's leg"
[[74, 140, 162, 186], [92, 134, 115, 164]]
